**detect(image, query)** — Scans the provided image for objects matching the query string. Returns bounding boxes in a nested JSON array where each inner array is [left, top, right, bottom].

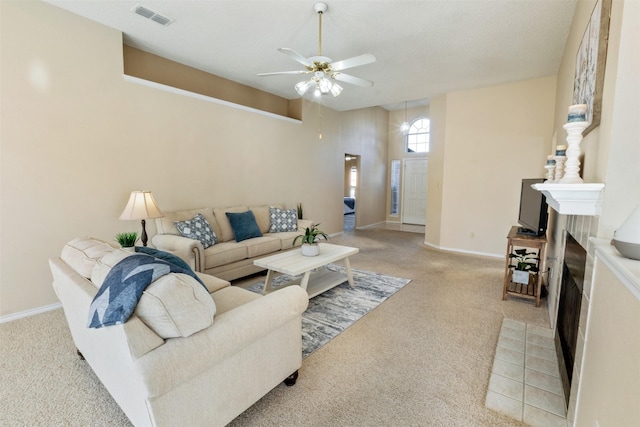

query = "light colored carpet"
[[0, 228, 549, 426], [246, 264, 411, 358]]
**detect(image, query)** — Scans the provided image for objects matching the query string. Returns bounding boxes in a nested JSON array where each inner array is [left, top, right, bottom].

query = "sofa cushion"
[[239, 236, 282, 258], [135, 246, 192, 271], [204, 242, 248, 269], [61, 237, 115, 279], [249, 205, 281, 234], [226, 211, 263, 242], [174, 213, 218, 248], [213, 206, 248, 242], [210, 285, 261, 316], [135, 273, 216, 339], [269, 206, 298, 232], [267, 231, 303, 250]]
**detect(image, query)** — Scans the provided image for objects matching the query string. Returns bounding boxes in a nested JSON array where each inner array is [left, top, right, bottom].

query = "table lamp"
[[119, 191, 164, 247]]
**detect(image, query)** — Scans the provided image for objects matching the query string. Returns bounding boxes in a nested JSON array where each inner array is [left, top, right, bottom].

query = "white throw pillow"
[[135, 273, 216, 338]]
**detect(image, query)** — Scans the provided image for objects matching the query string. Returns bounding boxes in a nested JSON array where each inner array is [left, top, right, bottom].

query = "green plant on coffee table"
[[115, 232, 138, 248], [509, 248, 539, 272], [292, 223, 329, 246]]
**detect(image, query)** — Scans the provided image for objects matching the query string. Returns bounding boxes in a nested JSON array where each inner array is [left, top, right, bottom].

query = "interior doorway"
[[343, 154, 359, 231], [402, 158, 428, 225]]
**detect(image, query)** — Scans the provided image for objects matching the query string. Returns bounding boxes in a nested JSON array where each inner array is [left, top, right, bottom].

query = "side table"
[[503, 226, 547, 307]]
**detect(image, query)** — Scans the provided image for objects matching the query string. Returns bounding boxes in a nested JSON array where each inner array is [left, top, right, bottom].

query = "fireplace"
[[555, 231, 586, 405]]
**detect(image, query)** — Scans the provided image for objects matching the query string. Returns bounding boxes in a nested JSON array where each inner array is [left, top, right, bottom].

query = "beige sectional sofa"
[[49, 237, 309, 427], [152, 205, 313, 281]]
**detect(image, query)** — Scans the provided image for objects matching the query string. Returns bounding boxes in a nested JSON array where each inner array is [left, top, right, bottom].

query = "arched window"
[[406, 118, 430, 153]]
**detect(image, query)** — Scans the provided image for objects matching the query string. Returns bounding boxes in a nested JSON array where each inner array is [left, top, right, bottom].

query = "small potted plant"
[[292, 223, 329, 256], [509, 248, 539, 284], [115, 232, 138, 250]]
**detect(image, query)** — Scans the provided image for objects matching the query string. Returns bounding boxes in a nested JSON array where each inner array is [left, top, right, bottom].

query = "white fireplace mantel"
[[532, 183, 605, 216]]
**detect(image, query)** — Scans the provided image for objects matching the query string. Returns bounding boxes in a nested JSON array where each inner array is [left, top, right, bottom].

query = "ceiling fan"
[[257, 2, 376, 98]]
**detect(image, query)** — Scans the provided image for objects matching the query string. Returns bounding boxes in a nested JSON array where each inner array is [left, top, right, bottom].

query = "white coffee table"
[[253, 243, 359, 298]]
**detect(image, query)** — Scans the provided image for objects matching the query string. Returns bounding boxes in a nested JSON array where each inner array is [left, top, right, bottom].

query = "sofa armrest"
[[151, 234, 204, 272], [135, 286, 309, 398]]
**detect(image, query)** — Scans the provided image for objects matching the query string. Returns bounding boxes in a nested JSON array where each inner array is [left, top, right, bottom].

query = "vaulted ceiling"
[[44, 0, 577, 111]]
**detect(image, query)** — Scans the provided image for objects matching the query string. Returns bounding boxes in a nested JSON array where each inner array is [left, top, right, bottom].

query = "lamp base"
[[141, 219, 148, 247]]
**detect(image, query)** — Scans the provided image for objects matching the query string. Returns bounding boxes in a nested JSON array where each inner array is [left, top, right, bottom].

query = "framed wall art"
[[572, 0, 612, 136]]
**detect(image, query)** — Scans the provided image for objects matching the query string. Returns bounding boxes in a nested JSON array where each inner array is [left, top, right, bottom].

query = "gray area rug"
[[247, 264, 411, 358]]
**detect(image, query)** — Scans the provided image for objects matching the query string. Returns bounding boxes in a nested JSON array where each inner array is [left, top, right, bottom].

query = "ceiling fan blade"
[[330, 54, 376, 71], [332, 72, 374, 88], [257, 70, 310, 77], [278, 48, 313, 68]]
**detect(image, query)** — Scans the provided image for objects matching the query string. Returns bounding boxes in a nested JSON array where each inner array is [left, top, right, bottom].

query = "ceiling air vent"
[[131, 5, 174, 26]]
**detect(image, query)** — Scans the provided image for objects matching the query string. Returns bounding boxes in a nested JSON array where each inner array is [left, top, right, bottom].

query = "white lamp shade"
[[119, 191, 164, 220], [295, 80, 311, 96]]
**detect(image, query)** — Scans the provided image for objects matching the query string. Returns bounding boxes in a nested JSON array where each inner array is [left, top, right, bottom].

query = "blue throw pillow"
[[135, 246, 192, 272], [226, 211, 263, 242]]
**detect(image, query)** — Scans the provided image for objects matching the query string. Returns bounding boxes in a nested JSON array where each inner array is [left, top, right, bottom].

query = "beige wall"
[[425, 96, 447, 247], [575, 252, 640, 425], [0, 1, 388, 317], [426, 77, 557, 256]]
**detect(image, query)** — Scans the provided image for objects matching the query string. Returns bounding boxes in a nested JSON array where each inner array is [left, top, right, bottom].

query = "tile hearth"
[[485, 319, 569, 427]]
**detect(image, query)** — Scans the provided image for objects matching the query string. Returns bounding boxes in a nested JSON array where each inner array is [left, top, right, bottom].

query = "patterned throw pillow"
[[269, 207, 298, 233], [174, 213, 218, 248]]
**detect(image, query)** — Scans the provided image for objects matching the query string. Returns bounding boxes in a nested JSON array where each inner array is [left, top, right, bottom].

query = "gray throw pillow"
[[174, 213, 218, 248], [269, 207, 298, 233]]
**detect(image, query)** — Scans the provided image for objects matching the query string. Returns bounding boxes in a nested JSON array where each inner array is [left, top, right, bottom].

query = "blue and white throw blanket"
[[88, 254, 205, 329]]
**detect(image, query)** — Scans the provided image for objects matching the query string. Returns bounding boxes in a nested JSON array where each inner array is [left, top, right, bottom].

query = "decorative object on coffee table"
[[119, 191, 164, 246], [293, 223, 329, 257]]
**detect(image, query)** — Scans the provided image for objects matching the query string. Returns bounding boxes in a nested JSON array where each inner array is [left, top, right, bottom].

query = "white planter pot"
[[301, 244, 319, 257], [513, 270, 530, 285]]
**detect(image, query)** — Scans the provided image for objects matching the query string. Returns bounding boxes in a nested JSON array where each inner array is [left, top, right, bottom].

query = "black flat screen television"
[[517, 178, 549, 236]]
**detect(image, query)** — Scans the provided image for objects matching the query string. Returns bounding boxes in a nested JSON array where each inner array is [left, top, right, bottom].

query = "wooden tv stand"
[[502, 226, 547, 307]]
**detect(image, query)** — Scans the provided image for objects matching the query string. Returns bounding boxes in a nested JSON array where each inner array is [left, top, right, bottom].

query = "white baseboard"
[[356, 221, 387, 230], [0, 302, 62, 324], [423, 240, 503, 259]]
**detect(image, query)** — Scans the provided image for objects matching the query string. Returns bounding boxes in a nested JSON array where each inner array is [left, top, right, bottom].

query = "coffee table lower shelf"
[[263, 268, 351, 299], [254, 243, 359, 299]]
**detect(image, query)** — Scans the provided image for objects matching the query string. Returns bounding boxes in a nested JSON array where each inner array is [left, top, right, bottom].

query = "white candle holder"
[[553, 156, 566, 182], [544, 164, 555, 181], [560, 121, 589, 183]]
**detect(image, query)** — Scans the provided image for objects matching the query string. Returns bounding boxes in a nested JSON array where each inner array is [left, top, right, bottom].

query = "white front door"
[[402, 158, 428, 225]]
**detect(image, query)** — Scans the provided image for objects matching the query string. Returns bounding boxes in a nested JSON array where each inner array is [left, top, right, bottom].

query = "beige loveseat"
[[49, 237, 309, 427], [152, 205, 313, 281]]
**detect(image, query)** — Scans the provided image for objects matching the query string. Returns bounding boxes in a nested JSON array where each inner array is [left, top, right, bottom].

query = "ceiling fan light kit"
[[258, 2, 375, 99]]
